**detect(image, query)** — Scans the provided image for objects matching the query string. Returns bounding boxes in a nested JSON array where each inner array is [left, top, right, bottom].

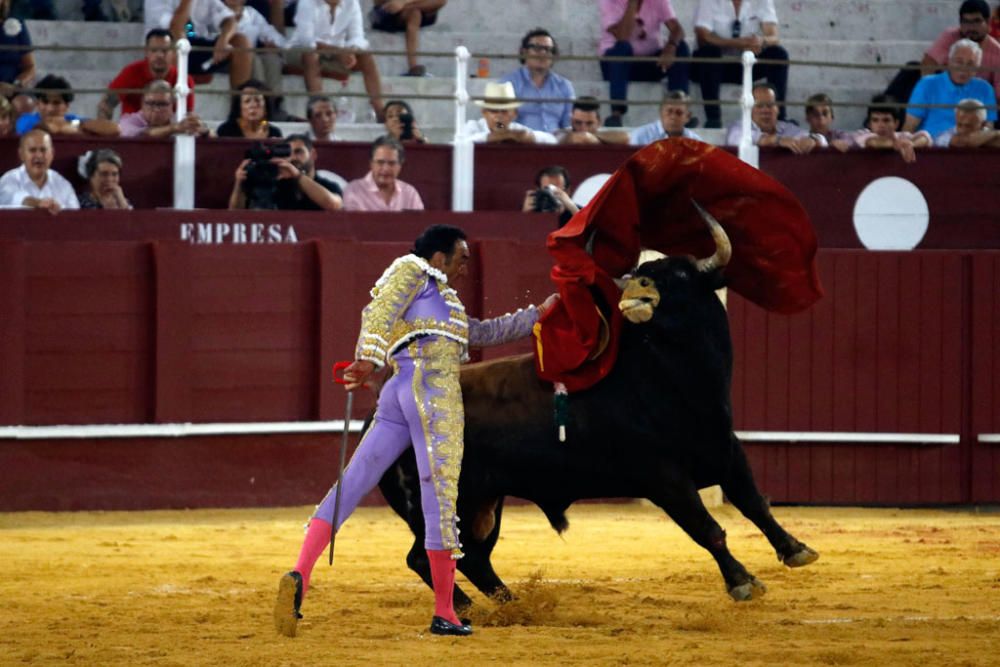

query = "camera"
[[242, 141, 292, 210], [532, 184, 561, 213], [399, 112, 415, 141]]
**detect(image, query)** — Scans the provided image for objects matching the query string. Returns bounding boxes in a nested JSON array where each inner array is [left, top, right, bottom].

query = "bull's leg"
[[650, 476, 766, 601], [455, 499, 512, 604], [720, 438, 819, 568]]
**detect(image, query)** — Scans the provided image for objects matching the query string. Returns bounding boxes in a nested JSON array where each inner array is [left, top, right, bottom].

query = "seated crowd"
[[2, 0, 1000, 214]]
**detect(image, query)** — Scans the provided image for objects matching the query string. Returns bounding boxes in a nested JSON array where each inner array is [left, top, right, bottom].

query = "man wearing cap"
[[465, 81, 558, 144]]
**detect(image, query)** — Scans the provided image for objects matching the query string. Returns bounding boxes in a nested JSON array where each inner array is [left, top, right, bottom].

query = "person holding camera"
[[521, 165, 578, 227], [228, 134, 343, 211], [383, 100, 427, 143]]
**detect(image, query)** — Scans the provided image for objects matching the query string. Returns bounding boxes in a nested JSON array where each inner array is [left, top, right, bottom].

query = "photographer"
[[521, 165, 578, 227], [228, 134, 343, 211], [383, 100, 427, 144]]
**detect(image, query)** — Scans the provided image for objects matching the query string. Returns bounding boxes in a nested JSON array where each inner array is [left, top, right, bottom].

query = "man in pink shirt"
[[598, 0, 689, 127], [885, 0, 1000, 112], [343, 136, 425, 211]]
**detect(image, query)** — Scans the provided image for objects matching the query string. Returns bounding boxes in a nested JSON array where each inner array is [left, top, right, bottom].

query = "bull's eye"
[[638, 277, 653, 287]]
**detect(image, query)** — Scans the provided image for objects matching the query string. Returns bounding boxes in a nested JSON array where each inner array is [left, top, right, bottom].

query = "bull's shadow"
[[377, 224, 818, 610]]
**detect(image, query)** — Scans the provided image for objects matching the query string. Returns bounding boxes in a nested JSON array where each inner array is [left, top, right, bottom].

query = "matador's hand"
[[343, 360, 375, 391]]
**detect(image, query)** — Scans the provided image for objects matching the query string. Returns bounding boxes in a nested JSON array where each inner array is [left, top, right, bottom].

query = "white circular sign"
[[572, 173, 612, 208], [852, 176, 929, 250]]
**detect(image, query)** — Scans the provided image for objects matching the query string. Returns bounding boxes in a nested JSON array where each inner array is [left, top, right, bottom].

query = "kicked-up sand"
[[1, 503, 999, 666]]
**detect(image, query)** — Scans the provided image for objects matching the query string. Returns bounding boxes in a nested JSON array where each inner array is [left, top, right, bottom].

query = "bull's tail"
[[539, 503, 570, 534]]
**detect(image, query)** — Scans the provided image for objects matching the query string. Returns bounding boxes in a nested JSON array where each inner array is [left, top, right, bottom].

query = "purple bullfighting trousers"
[[313, 336, 466, 552]]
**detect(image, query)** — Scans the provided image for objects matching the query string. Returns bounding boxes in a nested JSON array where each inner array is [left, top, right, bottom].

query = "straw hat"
[[474, 81, 522, 110]]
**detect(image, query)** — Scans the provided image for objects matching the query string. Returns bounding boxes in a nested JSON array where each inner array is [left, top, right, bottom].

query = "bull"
[[377, 216, 818, 609]]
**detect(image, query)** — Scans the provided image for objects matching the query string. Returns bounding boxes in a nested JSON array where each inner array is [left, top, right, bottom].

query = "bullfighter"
[[274, 224, 556, 637]]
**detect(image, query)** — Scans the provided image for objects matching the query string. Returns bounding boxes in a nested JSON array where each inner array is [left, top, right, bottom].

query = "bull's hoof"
[[728, 577, 767, 602], [783, 545, 819, 568]]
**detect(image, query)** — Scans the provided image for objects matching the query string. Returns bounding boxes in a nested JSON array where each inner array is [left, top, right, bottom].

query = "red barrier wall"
[[1, 214, 998, 509]]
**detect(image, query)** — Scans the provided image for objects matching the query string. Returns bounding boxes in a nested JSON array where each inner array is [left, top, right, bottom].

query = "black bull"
[[375, 253, 818, 609]]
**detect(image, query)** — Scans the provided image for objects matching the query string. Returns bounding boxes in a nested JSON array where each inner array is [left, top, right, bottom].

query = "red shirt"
[[108, 60, 196, 114]]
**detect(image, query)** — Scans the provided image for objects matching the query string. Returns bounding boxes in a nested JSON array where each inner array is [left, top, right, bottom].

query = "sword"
[[329, 361, 355, 565]]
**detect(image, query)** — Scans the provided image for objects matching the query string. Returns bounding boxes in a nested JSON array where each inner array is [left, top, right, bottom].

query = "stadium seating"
[[30, 0, 956, 139]]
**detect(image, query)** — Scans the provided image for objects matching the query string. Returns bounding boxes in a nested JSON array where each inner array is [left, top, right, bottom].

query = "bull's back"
[[460, 353, 551, 427]]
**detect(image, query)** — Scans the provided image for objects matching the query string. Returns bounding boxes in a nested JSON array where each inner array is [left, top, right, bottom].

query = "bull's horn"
[[691, 200, 732, 272], [613, 276, 629, 289]]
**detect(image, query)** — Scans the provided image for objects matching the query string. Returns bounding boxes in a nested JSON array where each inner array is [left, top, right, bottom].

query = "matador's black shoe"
[[274, 571, 304, 637], [429, 616, 473, 636]]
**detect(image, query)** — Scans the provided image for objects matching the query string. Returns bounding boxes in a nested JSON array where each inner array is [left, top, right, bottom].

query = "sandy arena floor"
[[1, 503, 998, 666]]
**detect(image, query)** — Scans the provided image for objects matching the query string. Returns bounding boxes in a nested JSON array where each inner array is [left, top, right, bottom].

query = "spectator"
[[854, 94, 931, 163], [16, 74, 120, 136], [935, 98, 1000, 146], [0, 129, 79, 213], [599, 0, 689, 127], [217, 79, 283, 138], [498, 28, 576, 133], [289, 0, 386, 122], [383, 99, 426, 143], [78, 149, 133, 210], [467, 81, 557, 144], [369, 0, 447, 77], [521, 165, 579, 228], [558, 96, 630, 144], [692, 0, 790, 128], [343, 136, 424, 211], [885, 1, 1000, 109], [119, 80, 210, 138], [0, 96, 14, 136], [306, 95, 339, 141], [229, 133, 344, 210], [630, 91, 704, 145], [221, 0, 297, 120], [804, 93, 853, 152], [98, 29, 196, 120], [903, 39, 998, 139], [0, 0, 35, 100], [726, 82, 814, 153], [145, 0, 253, 91], [993, 2, 1000, 40]]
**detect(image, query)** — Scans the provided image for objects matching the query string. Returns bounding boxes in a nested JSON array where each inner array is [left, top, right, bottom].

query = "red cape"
[[533, 139, 823, 392]]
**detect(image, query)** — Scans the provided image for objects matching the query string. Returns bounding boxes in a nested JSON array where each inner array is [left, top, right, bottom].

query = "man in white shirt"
[[288, 0, 386, 121], [466, 81, 558, 144], [691, 0, 790, 128], [0, 129, 80, 213], [145, 0, 253, 91]]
